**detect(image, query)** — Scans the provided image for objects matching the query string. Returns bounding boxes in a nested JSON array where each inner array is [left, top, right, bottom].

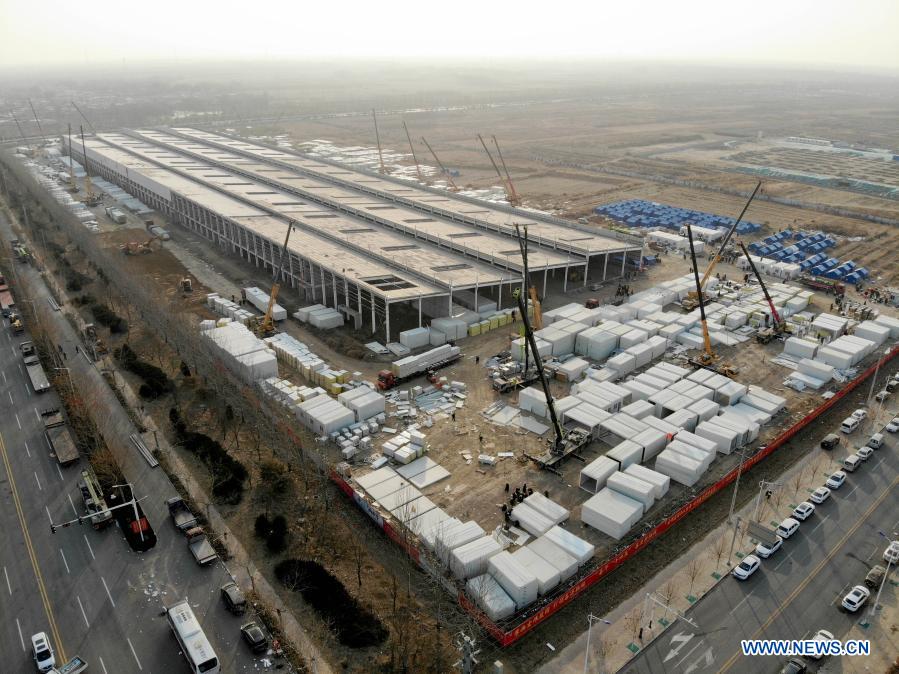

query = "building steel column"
[[584, 256, 590, 286], [621, 251, 627, 277], [385, 300, 391, 344], [603, 252, 609, 280], [418, 296, 422, 327], [332, 271, 338, 308], [370, 290, 376, 334], [563, 260, 569, 292], [320, 266, 326, 305], [543, 268, 548, 298]]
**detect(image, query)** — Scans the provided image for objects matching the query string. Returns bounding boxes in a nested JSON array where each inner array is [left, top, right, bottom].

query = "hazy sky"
[[2, 0, 898, 71]]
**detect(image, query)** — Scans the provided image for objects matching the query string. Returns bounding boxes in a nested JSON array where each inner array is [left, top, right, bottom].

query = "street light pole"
[[867, 531, 898, 625], [865, 349, 889, 406], [727, 445, 748, 564], [584, 613, 611, 674]]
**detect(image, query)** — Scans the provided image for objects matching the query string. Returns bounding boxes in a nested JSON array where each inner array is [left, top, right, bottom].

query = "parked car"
[[820, 433, 840, 450], [884, 540, 899, 564], [865, 565, 887, 589], [732, 554, 761, 580], [857, 446, 874, 461], [826, 471, 847, 489], [776, 517, 801, 540], [31, 632, 56, 672], [756, 536, 784, 558], [885, 417, 899, 433], [779, 658, 806, 674], [240, 622, 268, 654], [220, 581, 247, 615], [841, 585, 870, 612], [852, 408, 868, 421], [808, 629, 835, 660], [843, 454, 862, 472], [874, 390, 890, 403], [840, 417, 860, 434], [867, 433, 884, 449], [810, 487, 831, 504], [792, 502, 815, 521]]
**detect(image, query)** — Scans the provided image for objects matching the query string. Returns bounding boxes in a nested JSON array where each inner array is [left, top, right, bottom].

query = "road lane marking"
[[729, 590, 753, 615], [847, 484, 859, 497], [59, 548, 70, 574], [675, 638, 705, 667], [773, 553, 793, 571], [45, 505, 52, 524], [34, 407, 39, 422], [1, 370, 5, 383], [83, 534, 95, 560], [9, 345, 14, 357], [0, 431, 67, 661], [720, 473, 899, 672], [23, 382, 28, 396], [23, 440, 30, 457], [15, 412, 20, 429], [15, 617, 25, 651], [3, 566, 11, 595], [34, 471, 42, 491], [76, 595, 89, 628], [7, 391, 12, 404], [56, 464, 63, 481], [811, 514, 829, 534], [101, 576, 116, 607], [99, 656, 108, 674], [67, 493, 78, 518], [127, 637, 143, 671]]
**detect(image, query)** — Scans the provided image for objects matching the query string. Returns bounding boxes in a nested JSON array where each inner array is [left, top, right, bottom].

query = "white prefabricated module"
[[295, 304, 326, 322], [632, 428, 668, 460], [740, 393, 782, 417], [641, 415, 680, 438], [624, 464, 670, 499], [511, 546, 562, 595], [664, 409, 698, 432], [541, 526, 595, 565], [620, 379, 660, 402], [816, 345, 854, 370], [243, 287, 287, 321], [626, 342, 655, 368], [523, 491, 570, 524], [557, 357, 589, 381], [620, 399, 656, 420], [606, 440, 644, 469], [654, 450, 704, 487], [606, 471, 655, 509], [671, 430, 719, 455], [580, 455, 620, 493], [408, 508, 451, 540], [620, 329, 649, 350], [450, 536, 503, 579], [466, 574, 516, 621], [728, 403, 771, 425], [606, 352, 637, 376], [646, 335, 669, 359], [435, 521, 487, 563], [784, 336, 819, 359], [717, 412, 759, 442], [687, 398, 720, 422], [581, 487, 645, 540], [667, 440, 714, 470], [715, 381, 747, 407], [510, 502, 555, 537], [575, 327, 618, 360], [563, 403, 610, 439], [519, 386, 549, 418], [431, 317, 468, 341], [853, 321, 890, 346], [526, 536, 579, 581], [296, 396, 355, 435], [873, 313, 899, 338], [694, 421, 738, 454], [337, 387, 386, 422], [634, 373, 669, 391], [308, 308, 345, 329], [399, 327, 431, 350], [488, 551, 539, 609], [392, 345, 461, 379]]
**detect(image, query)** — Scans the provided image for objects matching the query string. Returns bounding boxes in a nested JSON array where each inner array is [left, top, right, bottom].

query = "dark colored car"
[[820, 434, 840, 450], [865, 565, 886, 589], [780, 657, 806, 674], [220, 581, 247, 615], [240, 622, 268, 654]]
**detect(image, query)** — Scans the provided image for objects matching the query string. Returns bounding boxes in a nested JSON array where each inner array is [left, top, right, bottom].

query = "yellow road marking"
[[719, 473, 899, 672], [0, 430, 66, 662]]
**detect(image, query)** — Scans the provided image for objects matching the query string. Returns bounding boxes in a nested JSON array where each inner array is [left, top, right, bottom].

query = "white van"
[[843, 454, 862, 472], [840, 417, 860, 434], [867, 433, 884, 449]]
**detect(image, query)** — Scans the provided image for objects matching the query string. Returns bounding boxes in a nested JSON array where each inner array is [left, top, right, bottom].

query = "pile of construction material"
[[259, 377, 325, 411], [430, 317, 468, 341], [334, 417, 384, 460], [392, 344, 461, 379], [206, 293, 256, 325], [264, 333, 358, 396], [294, 304, 344, 329], [199, 320, 278, 383], [337, 386, 386, 422], [295, 395, 355, 436], [243, 287, 287, 321], [382, 428, 429, 465]]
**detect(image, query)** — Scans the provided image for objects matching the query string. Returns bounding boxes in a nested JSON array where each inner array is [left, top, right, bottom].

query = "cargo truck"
[[79, 468, 112, 529], [185, 527, 217, 565], [377, 345, 461, 390], [42, 408, 80, 466], [21, 341, 52, 393], [167, 496, 199, 532], [108, 486, 157, 551], [0, 286, 16, 316]]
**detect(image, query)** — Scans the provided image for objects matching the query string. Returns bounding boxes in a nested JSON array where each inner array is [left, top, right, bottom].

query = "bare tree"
[[624, 605, 644, 641], [712, 534, 728, 569], [659, 579, 676, 606], [686, 558, 702, 596]]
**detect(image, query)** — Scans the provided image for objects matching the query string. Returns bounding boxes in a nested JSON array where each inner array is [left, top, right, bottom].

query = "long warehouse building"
[[66, 128, 643, 341]]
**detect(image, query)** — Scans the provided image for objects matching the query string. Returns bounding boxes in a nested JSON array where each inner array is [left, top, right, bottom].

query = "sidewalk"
[[2, 214, 333, 673], [539, 415, 892, 674]]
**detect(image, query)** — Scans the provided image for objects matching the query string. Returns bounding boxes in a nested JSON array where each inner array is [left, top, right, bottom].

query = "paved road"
[[623, 407, 899, 674], [0, 213, 275, 672]]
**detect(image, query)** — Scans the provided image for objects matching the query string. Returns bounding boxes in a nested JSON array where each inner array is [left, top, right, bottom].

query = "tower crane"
[[492, 135, 520, 206], [420, 137, 458, 191], [477, 134, 521, 207], [28, 99, 47, 147], [402, 121, 424, 183], [372, 109, 386, 174], [66, 124, 78, 192], [682, 181, 761, 310]]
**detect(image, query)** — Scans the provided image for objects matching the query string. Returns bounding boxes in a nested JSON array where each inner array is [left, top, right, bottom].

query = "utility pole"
[[453, 631, 480, 674], [583, 613, 611, 674], [727, 445, 749, 563]]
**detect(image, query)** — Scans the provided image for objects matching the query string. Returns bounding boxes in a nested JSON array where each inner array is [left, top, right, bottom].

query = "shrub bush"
[[254, 514, 270, 539], [90, 303, 127, 333]]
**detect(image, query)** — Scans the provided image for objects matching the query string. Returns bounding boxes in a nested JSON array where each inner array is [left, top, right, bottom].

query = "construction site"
[[3, 92, 899, 672]]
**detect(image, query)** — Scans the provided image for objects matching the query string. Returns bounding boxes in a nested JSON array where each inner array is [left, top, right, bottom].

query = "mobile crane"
[[738, 241, 786, 343], [682, 181, 761, 310], [477, 134, 521, 207], [250, 221, 293, 338]]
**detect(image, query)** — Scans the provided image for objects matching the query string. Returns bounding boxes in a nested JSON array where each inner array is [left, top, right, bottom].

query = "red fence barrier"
[[332, 345, 899, 648]]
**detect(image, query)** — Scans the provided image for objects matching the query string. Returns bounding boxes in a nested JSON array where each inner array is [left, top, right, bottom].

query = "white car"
[[857, 446, 874, 461], [792, 501, 816, 521], [885, 540, 899, 565], [732, 554, 761, 580], [851, 408, 867, 421], [841, 585, 871, 612], [826, 471, 847, 489], [874, 390, 890, 403], [810, 487, 831, 504], [808, 629, 835, 660], [756, 536, 784, 558], [31, 632, 55, 672], [776, 517, 801, 540], [885, 417, 899, 433]]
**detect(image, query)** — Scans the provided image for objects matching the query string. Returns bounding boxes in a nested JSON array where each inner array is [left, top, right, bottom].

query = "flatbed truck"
[[185, 527, 217, 565], [167, 496, 199, 532], [21, 341, 51, 393], [42, 408, 80, 466]]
